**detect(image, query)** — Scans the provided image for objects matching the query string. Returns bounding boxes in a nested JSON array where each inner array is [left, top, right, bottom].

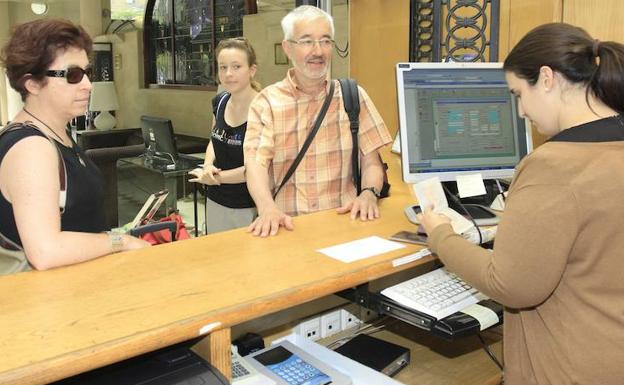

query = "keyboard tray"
[[338, 289, 503, 341]]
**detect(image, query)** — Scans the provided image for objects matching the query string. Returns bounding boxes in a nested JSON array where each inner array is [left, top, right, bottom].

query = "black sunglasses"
[[45, 67, 92, 84]]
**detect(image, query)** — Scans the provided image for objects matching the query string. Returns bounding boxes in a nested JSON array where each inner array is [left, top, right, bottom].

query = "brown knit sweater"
[[428, 117, 624, 385]]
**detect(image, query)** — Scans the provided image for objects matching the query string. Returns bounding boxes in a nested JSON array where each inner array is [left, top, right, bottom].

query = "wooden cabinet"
[[351, 0, 624, 148]]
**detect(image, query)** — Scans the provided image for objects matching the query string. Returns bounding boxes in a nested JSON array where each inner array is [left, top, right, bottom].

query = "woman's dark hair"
[[504, 22, 624, 114], [0, 19, 93, 101]]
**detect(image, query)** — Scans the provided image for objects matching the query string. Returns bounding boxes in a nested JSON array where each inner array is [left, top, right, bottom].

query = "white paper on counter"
[[317, 236, 405, 263]]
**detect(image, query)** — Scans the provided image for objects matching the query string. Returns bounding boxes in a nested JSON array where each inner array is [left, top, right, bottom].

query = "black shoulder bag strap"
[[273, 81, 335, 199], [338, 78, 362, 194], [339, 78, 391, 198]]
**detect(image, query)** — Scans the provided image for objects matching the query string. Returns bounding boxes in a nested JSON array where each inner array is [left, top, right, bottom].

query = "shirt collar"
[[548, 115, 624, 143], [286, 68, 330, 97]]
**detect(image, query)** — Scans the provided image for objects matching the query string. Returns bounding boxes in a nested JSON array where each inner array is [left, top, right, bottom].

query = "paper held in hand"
[[412, 177, 474, 234]]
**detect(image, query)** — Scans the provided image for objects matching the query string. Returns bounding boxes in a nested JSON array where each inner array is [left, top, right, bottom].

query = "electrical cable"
[[325, 315, 389, 350], [441, 183, 483, 244], [495, 179, 507, 203], [477, 333, 503, 371], [155, 151, 177, 165]]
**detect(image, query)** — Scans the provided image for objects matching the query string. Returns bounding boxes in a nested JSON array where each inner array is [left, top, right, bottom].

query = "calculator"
[[247, 340, 351, 385]]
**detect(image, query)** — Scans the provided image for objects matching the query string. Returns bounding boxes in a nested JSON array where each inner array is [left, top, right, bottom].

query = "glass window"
[[144, 0, 249, 88], [111, 0, 146, 21]]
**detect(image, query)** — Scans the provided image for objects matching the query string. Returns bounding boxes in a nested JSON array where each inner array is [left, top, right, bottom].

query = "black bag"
[[338, 78, 391, 198]]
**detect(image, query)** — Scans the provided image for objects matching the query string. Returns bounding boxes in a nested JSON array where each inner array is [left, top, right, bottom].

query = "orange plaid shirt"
[[244, 70, 392, 216]]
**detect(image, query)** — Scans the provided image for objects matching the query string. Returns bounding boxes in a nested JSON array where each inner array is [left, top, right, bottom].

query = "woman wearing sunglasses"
[[0, 19, 149, 272]]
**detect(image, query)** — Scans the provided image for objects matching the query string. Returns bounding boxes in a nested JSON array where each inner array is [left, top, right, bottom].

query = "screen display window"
[[396, 63, 532, 183]]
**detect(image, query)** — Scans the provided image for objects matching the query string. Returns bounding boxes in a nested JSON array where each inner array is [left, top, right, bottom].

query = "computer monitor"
[[140, 115, 179, 162], [396, 62, 532, 185]]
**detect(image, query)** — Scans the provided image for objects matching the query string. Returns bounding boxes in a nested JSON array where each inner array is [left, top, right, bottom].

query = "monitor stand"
[[442, 179, 507, 208], [442, 180, 506, 223], [403, 179, 507, 227]]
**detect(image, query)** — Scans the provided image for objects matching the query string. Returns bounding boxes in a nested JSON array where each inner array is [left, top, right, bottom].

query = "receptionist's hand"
[[247, 206, 294, 237], [416, 205, 452, 235]]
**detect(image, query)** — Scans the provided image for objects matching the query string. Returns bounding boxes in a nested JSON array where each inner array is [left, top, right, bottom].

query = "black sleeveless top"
[[0, 126, 107, 246], [207, 93, 255, 208]]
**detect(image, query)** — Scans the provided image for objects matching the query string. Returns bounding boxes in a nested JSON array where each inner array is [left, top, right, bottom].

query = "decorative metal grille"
[[410, 0, 499, 62]]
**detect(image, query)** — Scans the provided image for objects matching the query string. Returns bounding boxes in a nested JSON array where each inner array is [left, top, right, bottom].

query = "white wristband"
[[108, 232, 123, 253]]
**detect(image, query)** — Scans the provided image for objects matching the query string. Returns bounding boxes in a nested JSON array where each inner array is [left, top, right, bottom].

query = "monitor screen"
[[140, 115, 179, 162], [396, 62, 532, 183]]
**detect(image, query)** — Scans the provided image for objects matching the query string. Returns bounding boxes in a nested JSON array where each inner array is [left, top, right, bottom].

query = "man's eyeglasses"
[[45, 67, 92, 84], [288, 38, 335, 50]]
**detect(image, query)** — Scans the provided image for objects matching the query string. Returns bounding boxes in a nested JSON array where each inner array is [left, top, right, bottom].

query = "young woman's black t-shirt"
[[207, 93, 255, 208]]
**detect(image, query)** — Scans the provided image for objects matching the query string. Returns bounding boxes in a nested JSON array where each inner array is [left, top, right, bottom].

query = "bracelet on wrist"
[[108, 232, 124, 253]]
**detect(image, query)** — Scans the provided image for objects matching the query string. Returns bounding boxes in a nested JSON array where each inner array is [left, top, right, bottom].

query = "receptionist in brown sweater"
[[419, 23, 624, 385]]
